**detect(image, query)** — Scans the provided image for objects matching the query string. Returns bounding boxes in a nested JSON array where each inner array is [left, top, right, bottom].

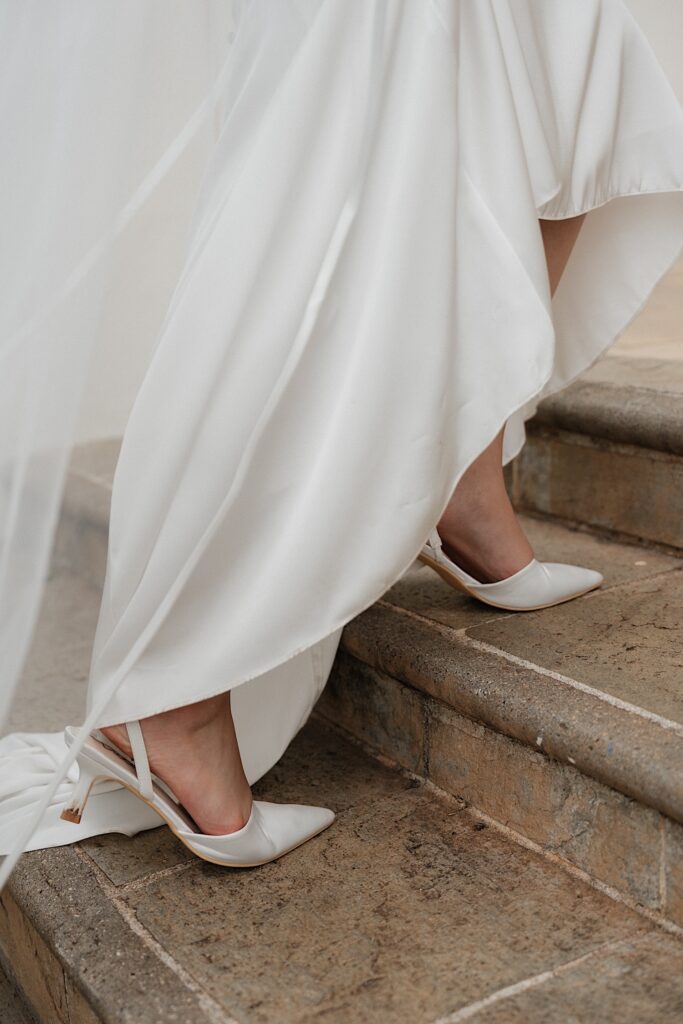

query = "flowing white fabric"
[[1, 0, 682, 878]]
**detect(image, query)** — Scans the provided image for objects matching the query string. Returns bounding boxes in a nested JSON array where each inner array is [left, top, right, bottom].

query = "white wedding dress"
[[1, 0, 682, 873]]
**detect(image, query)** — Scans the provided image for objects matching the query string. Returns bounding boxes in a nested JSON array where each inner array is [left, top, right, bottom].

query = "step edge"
[[1, 847, 216, 1024], [534, 379, 683, 456], [341, 602, 683, 828]]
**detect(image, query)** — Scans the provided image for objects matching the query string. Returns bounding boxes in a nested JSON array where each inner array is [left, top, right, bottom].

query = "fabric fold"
[[1, 0, 682, 871]]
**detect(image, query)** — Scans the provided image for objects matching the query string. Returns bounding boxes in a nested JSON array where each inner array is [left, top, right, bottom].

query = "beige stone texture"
[[478, 932, 683, 1023], [123, 722, 647, 1024], [5, 433, 682, 1021], [612, 256, 683, 362], [52, 474, 110, 588], [342, 601, 683, 826], [468, 570, 683, 725], [0, 887, 69, 1024], [589, 355, 683, 392], [514, 430, 683, 548], [317, 650, 427, 775], [325, 656, 668, 913], [82, 826, 194, 888], [4, 847, 220, 1024], [663, 818, 683, 928], [8, 573, 98, 734], [68, 439, 120, 487], [0, 966, 33, 1024], [426, 699, 663, 910]]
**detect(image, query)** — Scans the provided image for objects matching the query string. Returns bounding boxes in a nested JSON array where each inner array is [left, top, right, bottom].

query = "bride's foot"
[[437, 428, 533, 584], [100, 693, 253, 836], [422, 426, 603, 610]]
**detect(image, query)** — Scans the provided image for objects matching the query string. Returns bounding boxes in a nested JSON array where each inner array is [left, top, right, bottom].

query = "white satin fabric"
[[1, 0, 682, 872]]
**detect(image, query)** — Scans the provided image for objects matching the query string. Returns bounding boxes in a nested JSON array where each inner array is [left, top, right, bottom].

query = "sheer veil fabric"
[[1, 0, 682, 879]]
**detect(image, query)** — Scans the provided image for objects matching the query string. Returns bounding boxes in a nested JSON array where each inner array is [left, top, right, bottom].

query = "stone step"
[[508, 356, 683, 550], [50, 430, 683, 934], [51, 438, 119, 590], [318, 514, 683, 932], [3, 573, 683, 1023]]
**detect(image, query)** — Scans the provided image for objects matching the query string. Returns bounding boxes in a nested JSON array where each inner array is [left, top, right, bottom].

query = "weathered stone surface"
[[50, 439, 118, 588], [82, 827, 194, 888], [585, 356, 683, 394], [8, 574, 98, 733], [385, 515, 680, 632], [663, 818, 683, 929], [317, 651, 427, 775], [52, 475, 111, 588], [532, 365, 683, 454], [123, 721, 647, 1024], [324, 658, 667, 913], [520, 515, 682, 584], [426, 699, 663, 910], [513, 429, 683, 549], [477, 932, 683, 1023], [69, 439, 120, 488], [383, 562, 504, 632], [508, 358, 683, 546], [0, 966, 36, 1024], [342, 603, 683, 826], [6, 432, 680, 1022], [0, 885, 69, 1023], [468, 569, 683, 724], [3, 846, 220, 1024]]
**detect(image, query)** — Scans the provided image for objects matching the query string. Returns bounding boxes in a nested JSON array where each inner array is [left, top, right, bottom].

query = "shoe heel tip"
[[60, 808, 82, 824]]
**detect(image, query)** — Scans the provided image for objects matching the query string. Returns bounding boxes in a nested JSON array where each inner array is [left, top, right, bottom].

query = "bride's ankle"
[[99, 695, 231, 763], [153, 694, 230, 735], [436, 500, 533, 583]]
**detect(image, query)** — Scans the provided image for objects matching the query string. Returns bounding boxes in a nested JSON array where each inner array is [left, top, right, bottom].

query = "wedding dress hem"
[[93, 187, 683, 729], [1, 0, 682, 869]]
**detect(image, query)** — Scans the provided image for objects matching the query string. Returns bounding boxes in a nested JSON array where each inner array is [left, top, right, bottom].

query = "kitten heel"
[[60, 753, 106, 824]]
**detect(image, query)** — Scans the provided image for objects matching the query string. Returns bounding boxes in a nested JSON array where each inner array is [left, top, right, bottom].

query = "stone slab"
[[584, 356, 683, 395], [122, 721, 649, 1024], [534, 376, 683, 455], [474, 932, 683, 1024], [341, 603, 683, 826], [512, 429, 683, 549], [68, 440, 120, 489], [426, 698, 664, 913], [81, 828, 195, 889], [8, 574, 99, 735], [1, 847, 220, 1024], [468, 569, 683, 725], [322, 655, 678, 919], [664, 818, 683, 926], [52, 474, 111, 588], [50, 439, 118, 587], [509, 357, 683, 546], [0, 966, 34, 1024]]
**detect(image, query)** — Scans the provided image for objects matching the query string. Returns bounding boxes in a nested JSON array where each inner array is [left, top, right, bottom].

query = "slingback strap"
[[425, 526, 443, 555], [125, 720, 154, 801]]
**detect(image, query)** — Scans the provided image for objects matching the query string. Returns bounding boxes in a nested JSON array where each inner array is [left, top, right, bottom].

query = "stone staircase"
[[508, 356, 683, 550], [2, 356, 683, 1023]]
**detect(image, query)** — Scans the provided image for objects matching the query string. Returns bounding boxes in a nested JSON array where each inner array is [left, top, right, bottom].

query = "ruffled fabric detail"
[[0, 732, 160, 853]]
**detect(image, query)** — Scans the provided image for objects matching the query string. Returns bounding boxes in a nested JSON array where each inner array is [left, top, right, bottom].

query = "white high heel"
[[419, 528, 603, 612], [59, 723, 335, 867]]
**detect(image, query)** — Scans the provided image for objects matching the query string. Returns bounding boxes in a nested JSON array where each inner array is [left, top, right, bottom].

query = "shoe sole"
[[418, 551, 602, 612], [61, 732, 335, 868], [103, 778, 336, 869]]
